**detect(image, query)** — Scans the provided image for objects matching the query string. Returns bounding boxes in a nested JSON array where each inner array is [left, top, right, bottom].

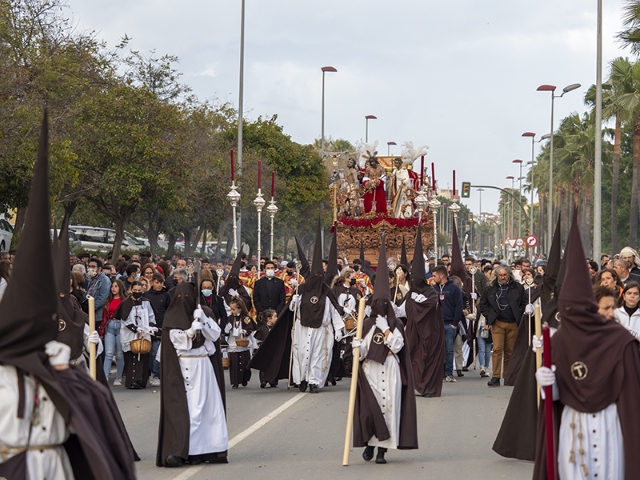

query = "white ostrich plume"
[[400, 141, 429, 165]]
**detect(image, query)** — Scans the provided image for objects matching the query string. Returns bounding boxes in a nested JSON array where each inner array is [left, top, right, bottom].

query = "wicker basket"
[[235, 337, 250, 348], [344, 318, 356, 331], [130, 337, 152, 355], [222, 357, 230, 369]]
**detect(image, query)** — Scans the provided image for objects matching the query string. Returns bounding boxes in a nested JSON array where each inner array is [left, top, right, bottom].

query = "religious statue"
[[343, 158, 362, 217], [362, 156, 387, 215], [388, 157, 419, 218]]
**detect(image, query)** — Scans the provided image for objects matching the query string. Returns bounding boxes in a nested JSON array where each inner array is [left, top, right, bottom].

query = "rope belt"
[[0, 444, 60, 461]]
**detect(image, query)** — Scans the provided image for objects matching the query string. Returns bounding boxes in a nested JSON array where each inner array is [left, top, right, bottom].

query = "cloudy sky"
[[66, 0, 629, 232]]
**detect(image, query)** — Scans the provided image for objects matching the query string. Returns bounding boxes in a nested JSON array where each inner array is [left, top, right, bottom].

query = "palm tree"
[[619, 1, 640, 55], [586, 57, 632, 254]]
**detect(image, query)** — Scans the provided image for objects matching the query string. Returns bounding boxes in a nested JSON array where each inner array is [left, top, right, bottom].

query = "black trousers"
[[123, 351, 150, 389], [228, 350, 251, 386]]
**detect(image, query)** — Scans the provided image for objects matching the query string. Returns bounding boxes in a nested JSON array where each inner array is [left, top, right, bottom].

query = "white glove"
[[364, 306, 372, 317], [391, 303, 401, 315], [535, 365, 556, 388], [88, 330, 100, 345], [224, 322, 232, 334], [291, 294, 301, 306], [290, 278, 298, 286], [193, 305, 205, 322], [228, 288, 239, 297], [187, 320, 203, 338], [334, 328, 343, 342], [137, 327, 145, 334], [525, 304, 535, 315], [375, 315, 389, 332], [241, 329, 247, 335], [532, 335, 543, 353], [343, 306, 353, 316], [352, 338, 362, 349], [471, 292, 478, 300], [411, 292, 427, 303], [45, 341, 71, 367], [149, 326, 158, 334]]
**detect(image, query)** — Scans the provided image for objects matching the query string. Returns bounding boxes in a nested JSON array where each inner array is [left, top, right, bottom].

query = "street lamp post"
[[237, 0, 246, 246], [513, 159, 524, 238], [594, 0, 603, 261], [506, 176, 515, 240], [522, 132, 550, 246], [476, 188, 484, 251], [365, 115, 377, 142], [321, 66, 337, 161], [387, 141, 396, 156], [537, 82, 581, 252]]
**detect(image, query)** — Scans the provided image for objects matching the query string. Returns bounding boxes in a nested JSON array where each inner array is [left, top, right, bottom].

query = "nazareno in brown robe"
[[156, 282, 227, 466]]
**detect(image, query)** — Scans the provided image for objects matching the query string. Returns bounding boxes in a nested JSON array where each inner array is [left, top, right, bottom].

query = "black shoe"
[[331, 379, 337, 386], [488, 377, 500, 387], [299, 380, 308, 392], [188, 455, 202, 465], [269, 382, 278, 388], [362, 445, 375, 461], [425, 393, 435, 398], [260, 382, 266, 388], [375, 447, 387, 464], [456, 370, 464, 377], [165, 455, 184, 467], [335, 377, 342, 382], [241, 381, 247, 387], [462, 367, 469, 372], [309, 384, 319, 393]]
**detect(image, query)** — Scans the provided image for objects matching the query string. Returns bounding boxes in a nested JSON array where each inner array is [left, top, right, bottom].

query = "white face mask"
[[87, 268, 97, 278], [265, 269, 275, 278]]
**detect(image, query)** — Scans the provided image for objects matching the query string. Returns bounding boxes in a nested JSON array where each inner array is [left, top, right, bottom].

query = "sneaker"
[[113, 378, 122, 386], [149, 376, 161, 387], [445, 375, 456, 383], [480, 368, 489, 378]]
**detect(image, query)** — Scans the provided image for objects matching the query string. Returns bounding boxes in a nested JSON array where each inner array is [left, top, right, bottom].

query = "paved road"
[[112, 368, 533, 480]]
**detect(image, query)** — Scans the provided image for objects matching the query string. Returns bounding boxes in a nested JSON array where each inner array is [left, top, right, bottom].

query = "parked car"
[[69, 226, 146, 253], [50, 229, 82, 250], [0, 217, 13, 252]]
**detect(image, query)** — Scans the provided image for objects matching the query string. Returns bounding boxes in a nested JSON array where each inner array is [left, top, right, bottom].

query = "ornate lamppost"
[[429, 196, 441, 257], [267, 172, 277, 259], [227, 150, 240, 257], [254, 160, 266, 266]]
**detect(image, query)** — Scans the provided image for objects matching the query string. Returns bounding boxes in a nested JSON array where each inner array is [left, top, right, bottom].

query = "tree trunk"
[[184, 230, 192, 258], [583, 186, 592, 257], [166, 233, 176, 259], [630, 123, 640, 248], [112, 217, 127, 261], [611, 119, 621, 255], [200, 228, 207, 257]]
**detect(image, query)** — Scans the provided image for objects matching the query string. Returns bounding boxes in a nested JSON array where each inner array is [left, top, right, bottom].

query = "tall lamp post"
[[512, 159, 524, 238], [237, 0, 247, 246], [537, 82, 581, 252], [522, 132, 551, 241], [477, 188, 485, 251], [320, 66, 337, 161], [594, 0, 603, 261], [365, 115, 377, 142], [387, 141, 396, 156], [429, 197, 441, 257], [506, 176, 515, 240]]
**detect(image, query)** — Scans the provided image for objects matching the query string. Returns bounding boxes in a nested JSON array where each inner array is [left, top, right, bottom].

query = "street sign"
[[507, 239, 517, 248], [526, 235, 538, 247], [515, 238, 524, 247]]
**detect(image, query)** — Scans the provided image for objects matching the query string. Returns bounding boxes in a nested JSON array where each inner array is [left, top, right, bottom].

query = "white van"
[[69, 226, 146, 253]]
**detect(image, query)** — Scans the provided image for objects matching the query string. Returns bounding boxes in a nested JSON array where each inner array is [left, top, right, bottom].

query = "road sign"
[[515, 238, 524, 247], [507, 239, 517, 248], [526, 235, 538, 247]]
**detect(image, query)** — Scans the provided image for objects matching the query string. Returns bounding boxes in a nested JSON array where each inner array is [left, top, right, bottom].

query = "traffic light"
[[468, 213, 474, 222], [461, 182, 471, 198]]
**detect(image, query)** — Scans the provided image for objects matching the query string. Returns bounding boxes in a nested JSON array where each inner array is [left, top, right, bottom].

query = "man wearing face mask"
[[86, 257, 111, 331], [351, 259, 373, 297], [253, 261, 286, 315], [280, 261, 305, 303]]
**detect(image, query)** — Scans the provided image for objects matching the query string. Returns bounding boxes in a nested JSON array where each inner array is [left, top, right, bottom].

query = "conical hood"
[[228, 250, 243, 278], [56, 213, 71, 296], [295, 237, 310, 279], [400, 236, 408, 267], [372, 235, 390, 303], [541, 217, 569, 329], [540, 214, 562, 309], [411, 223, 426, 282], [324, 228, 338, 284], [0, 112, 59, 359], [311, 217, 323, 276], [450, 214, 466, 281]]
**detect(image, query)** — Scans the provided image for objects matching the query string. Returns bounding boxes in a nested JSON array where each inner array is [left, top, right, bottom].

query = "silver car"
[[0, 218, 13, 252], [69, 226, 145, 253]]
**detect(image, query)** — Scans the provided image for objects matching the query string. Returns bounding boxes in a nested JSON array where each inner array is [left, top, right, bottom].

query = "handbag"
[[480, 328, 490, 339], [98, 306, 110, 337], [457, 320, 468, 342]]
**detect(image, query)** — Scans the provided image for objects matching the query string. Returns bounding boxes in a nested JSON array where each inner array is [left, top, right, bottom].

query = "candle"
[[230, 149, 235, 181], [258, 160, 262, 189], [431, 163, 436, 190], [420, 155, 425, 186], [271, 172, 275, 198], [453, 170, 456, 197]]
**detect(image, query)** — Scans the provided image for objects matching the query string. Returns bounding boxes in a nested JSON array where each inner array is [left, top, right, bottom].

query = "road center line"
[[172, 392, 306, 480]]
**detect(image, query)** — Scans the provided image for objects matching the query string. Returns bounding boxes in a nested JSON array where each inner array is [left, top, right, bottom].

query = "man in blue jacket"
[[431, 265, 463, 383], [86, 257, 111, 330]]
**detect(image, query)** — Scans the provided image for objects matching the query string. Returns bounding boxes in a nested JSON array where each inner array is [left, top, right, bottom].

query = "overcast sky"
[[66, 0, 629, 233]]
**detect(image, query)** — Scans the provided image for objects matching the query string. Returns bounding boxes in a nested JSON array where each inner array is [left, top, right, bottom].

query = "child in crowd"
[[224, 297, 257, 388], [255, 309, 278, 388]]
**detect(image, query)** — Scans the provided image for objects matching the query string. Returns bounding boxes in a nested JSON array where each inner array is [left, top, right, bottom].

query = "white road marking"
[[171, 392, 306, 480]]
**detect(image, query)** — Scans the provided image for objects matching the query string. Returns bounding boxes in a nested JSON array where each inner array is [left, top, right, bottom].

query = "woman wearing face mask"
[[223, 297, 257, 388], [116, 281, 157, 389], [614, 281, 640, 338], [199, 277, 229, 335]]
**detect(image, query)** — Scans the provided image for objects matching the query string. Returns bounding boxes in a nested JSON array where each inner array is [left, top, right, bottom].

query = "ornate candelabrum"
[[254, 189, 266, 265], [227, 182, 241, 257], [448, 200, 461, 230], [429, 196, 441, 257], [266, 196, 278, 260], [414, 186, 429, 221]]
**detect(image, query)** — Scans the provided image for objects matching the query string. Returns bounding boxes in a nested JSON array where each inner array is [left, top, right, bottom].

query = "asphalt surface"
[[112, 367, 534, 480]]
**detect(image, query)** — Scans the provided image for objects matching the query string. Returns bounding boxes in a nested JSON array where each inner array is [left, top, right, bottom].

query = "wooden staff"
[[287, 263, 301, 390], [542, 326, 556, 480], [88, 296, 96, 380], [342, 296, 366, 466], [534, 304, 542, 406]]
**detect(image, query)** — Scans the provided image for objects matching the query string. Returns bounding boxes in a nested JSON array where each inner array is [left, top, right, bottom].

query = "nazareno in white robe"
[[291, 297, 344, 388], [0, 365, 74, 480], [358, 325, 404, 449], [169, 313, 228, 456]]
